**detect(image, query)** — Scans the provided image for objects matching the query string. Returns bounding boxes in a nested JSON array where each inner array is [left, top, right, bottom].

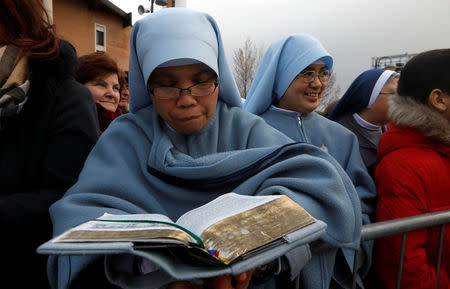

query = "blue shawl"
[[328, 69, 396, 120], [244, 34, 332, 115], [47, 9, 361, 289]]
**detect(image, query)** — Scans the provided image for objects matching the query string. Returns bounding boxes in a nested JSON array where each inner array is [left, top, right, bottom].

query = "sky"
[[110, 0, 450, 92]]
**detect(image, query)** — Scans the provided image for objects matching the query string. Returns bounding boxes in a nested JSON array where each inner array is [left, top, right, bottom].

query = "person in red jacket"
[[374, 49, 450, 289]]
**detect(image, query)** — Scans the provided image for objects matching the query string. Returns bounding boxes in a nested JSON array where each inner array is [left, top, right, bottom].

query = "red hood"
[[377, 123, 450, 161]]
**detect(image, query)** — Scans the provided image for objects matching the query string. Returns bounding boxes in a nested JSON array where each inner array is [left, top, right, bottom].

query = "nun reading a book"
[[47, 8, 363, 289]]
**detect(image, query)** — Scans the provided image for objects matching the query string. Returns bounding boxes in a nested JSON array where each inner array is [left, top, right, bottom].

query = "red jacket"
[[96, 103, 123, 134], [374, 123, 450, 289]]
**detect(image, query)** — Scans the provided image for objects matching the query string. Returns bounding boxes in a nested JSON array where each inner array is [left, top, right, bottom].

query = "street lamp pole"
[[150, 0, 154, 13], [138, 0, 168, 15]]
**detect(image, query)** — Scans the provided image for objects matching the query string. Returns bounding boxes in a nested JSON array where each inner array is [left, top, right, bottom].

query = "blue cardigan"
[[260, 107, 377, 282]]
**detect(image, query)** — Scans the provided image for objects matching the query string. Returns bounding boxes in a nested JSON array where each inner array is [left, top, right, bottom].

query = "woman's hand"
[[167, 269, 256, 289]]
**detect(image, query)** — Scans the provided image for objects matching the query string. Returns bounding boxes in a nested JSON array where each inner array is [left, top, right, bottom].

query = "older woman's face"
[[369, 76, 399, 125], [148, 63, 218, 135], [278, 64, 328, 114], [85, 73, 120, 112]]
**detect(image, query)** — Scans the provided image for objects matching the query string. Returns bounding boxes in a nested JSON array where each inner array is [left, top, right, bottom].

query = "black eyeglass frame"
[[148, 81, 219, 100], [296, 70, 331, 83]]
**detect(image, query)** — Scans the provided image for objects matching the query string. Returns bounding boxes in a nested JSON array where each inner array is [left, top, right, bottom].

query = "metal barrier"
[[309, 209, 450, 289]]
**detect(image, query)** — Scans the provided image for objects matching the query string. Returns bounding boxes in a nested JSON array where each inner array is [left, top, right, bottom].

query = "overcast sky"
[[110, 0, 450, 92]]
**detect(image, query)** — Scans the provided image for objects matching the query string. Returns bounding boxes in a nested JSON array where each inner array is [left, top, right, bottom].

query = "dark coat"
[[334, 114, 381, 179], [0, 40, 99, 288]]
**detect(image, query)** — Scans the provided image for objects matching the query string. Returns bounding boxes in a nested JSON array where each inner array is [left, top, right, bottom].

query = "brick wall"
[[52, 0, 131, 70]]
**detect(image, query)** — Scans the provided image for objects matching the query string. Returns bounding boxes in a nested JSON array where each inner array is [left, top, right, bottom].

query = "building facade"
[[47, 0, 132, 70], [44, 0, 180, 70]]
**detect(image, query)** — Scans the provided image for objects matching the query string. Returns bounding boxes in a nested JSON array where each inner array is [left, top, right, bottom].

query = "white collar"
[[353, 113, 381, 131], [271, 105, 304, 117]]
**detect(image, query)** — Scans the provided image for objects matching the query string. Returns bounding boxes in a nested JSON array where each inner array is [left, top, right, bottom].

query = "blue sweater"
[[260, 106, 376, 284]]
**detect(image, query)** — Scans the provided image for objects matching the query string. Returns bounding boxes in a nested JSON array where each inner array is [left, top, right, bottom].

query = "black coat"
[[0, 40, 99, 288]]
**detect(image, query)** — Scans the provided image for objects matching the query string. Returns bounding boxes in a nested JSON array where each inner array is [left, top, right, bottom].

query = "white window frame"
[[95, 23, 106, 52]]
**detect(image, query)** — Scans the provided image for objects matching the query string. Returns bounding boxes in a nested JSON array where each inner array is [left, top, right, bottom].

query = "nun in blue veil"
[[47, 9, 362, 289], [328, 69, 399, 177], [244, 34, 376, 288]]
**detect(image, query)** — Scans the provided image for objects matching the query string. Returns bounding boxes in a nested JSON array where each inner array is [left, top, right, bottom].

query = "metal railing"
[[309, 209, 450, 289]]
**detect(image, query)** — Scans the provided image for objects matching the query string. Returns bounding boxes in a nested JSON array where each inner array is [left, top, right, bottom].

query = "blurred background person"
[[0, 0, 99, 287], [119, 70, 130, 113], [76, 51, 123, 133], [328, 69, 399, 178], [374, 49, 449, 289]]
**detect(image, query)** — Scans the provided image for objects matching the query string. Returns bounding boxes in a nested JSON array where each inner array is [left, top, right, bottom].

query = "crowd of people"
[[0, 1, 448, 289]]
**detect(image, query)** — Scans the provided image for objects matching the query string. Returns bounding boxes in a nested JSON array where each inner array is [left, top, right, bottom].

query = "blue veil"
[[244, 34, 333, 115], [328, 69, 396, 120], [129, 8, 242, 112]]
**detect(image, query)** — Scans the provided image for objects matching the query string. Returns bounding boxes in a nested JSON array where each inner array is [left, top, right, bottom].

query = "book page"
[[177, 194, 316, 264], [54, 213, 196, 245], [176, 193, 280, 236], [98, 213, 174, 222]]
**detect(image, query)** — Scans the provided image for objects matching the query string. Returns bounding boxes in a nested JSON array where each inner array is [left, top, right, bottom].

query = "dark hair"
[[397, 49, 450, 104], [119, 69, 128, 91], [76, 52, 121, 86], [0, 0, 58, 57]]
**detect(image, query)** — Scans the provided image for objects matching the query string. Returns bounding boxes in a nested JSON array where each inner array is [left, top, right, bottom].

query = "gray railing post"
[[395, 233, 407, 289], [435, 224, 446, 289], [351, 249, 359, 289]]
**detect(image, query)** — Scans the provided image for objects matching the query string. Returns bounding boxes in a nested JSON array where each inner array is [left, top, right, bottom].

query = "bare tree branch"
[[316, 71, 341, 115], [233, 38, 263, 98]]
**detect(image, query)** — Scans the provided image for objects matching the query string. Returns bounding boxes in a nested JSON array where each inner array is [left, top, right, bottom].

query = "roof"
[[90, 0, 132, 27]]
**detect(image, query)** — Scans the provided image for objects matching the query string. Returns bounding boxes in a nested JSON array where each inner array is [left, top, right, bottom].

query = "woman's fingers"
[[233, 269, 256, 289], [203, 275, 233, 289]]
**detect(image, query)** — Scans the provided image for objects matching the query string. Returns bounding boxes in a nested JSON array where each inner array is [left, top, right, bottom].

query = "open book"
[[39, 193, 327, 288]]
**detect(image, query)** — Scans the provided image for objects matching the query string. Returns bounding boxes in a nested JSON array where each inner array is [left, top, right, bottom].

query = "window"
[[95, 23, 106, 51]]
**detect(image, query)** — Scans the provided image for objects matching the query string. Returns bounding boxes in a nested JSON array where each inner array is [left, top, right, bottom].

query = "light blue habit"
[[47, 10, 362, 289], [245, 34, 376, 288]]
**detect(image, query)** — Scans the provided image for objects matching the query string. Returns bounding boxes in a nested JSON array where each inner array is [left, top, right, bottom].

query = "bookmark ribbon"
[[96, 219, 205, 248]]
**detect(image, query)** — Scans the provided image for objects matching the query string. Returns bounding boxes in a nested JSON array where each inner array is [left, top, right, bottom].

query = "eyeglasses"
[[379, 92, 396, 95], [296, 70, 330, 83], [148, 81, 219, 100]]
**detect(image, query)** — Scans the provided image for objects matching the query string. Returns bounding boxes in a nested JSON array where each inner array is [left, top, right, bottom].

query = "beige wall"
[[52, 0, 131, 70], [43, 0, 53, 22]]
